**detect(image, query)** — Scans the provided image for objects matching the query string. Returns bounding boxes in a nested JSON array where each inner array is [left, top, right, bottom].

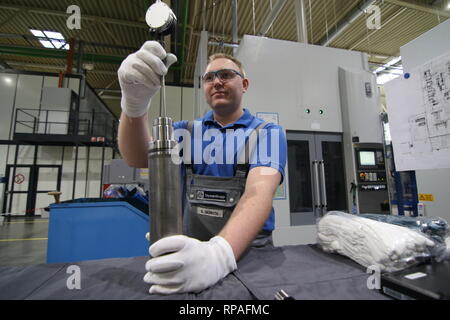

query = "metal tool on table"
[[274, 289, 295, 300], [145, 0, 182, 244]]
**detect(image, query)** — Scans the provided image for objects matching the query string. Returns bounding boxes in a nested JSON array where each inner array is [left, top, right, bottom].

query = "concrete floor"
[[0, 215, 48, 267]]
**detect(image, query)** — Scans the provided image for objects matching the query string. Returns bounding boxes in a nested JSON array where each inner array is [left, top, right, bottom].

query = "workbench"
[[0, 244, 389, 300]]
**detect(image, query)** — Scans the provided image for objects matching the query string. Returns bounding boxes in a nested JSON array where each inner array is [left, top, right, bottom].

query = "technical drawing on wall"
[[417, 56, 450, 151], [385, 51, 450, 171]]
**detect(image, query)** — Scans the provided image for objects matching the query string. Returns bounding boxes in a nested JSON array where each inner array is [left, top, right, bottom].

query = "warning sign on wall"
[[418, 194, 434, 202]]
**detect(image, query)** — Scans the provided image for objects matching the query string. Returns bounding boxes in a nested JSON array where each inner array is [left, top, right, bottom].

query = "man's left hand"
[[144, 235, 237, 294]]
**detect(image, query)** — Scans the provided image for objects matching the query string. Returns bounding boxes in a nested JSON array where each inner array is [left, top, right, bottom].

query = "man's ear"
[[242, 78, 249, 92]]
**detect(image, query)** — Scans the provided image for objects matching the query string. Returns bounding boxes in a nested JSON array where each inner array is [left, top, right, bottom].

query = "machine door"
[[287, 133, 316, 225], [2, 165, 32, 216], [3, 165, 62, 216], [315, 134, 347, 213], [287, 132, 347, 226]]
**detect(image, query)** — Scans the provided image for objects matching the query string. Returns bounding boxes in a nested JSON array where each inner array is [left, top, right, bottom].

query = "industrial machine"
[[102, 159, 149, 191], [233, 36, 390, 245]]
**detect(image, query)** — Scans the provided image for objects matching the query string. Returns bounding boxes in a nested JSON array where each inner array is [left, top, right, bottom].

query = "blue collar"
[[203, 108, 254, 129]]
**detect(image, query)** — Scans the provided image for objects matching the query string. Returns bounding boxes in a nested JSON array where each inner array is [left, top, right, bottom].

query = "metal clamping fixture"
[[146, 0, 182, 244], [148, 117, 183, 243]]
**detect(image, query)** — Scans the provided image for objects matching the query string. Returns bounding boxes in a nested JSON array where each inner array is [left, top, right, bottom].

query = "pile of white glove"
[[317, 211, 436, 272]]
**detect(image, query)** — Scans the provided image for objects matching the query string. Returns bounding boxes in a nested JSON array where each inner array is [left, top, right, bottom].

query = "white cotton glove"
[[118, 41, 177, 118], [143, 235, 237, 295]]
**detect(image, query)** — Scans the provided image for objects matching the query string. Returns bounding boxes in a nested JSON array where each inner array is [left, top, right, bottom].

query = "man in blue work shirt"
[[117, 41, 287, 295]]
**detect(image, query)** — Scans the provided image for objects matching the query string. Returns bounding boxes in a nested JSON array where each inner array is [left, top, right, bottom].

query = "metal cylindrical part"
[[148, 117, 183, 244], [152, 117, 173, 141]]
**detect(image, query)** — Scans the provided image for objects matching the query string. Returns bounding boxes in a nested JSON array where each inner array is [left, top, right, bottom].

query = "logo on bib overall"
[[197, 190, 227, 202]]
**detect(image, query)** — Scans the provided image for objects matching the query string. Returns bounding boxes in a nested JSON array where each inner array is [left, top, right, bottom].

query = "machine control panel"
[[354, 143, 388, 191], [354, 143, 390, 213], [358, 171, 386, 182]]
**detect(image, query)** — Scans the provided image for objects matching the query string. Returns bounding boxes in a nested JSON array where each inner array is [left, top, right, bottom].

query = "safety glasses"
[[202, 69, 244, 83]]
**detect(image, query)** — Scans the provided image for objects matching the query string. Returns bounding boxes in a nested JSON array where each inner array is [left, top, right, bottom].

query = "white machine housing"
[[398, 19, 450, 223]]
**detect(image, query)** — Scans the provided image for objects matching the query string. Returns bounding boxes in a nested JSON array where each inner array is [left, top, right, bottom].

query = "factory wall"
[[3, 144, 111, 215], [148, 85, 195, 123], [0, 73, 17, 205], [0, 72, 81, 142], [0, 71, 112, 215], [0, 70, 195, 215]]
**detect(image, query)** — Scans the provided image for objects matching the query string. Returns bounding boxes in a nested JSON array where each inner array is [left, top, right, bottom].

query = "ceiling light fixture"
[[30, 29, 69, 50], [3, 77, 13, 85]]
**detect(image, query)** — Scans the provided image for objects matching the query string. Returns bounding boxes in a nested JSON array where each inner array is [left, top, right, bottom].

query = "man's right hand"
[[118, 41, 177, 118]]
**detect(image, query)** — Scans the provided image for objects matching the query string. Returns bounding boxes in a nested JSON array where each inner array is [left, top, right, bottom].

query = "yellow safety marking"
[[3, 220, 48, 224], [418, 194, 434, 202], [0, 237, 48, 242]]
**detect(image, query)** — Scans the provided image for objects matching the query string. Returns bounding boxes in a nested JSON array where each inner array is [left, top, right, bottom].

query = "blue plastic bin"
[[47, 200, 149, 263]]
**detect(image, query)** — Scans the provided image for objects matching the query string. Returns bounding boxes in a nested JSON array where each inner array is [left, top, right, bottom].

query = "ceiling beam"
[[258, 0, 288, 37], [319, 0, 376, 46], [0, 4, 148, 29], [383, 0, 450, 18], [348, 7, 408, 50], [0, 59, 11, 69], [0, 33, 138, 52], [100, 23, 121, 46], [5, 61, 119, 75], [0, 44, 125, 64], [98, 78, 118, 97], [0, 8, 27, 29]]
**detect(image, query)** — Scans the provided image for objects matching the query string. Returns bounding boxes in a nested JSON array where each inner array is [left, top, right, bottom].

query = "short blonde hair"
[[208, 53, 246, 77]]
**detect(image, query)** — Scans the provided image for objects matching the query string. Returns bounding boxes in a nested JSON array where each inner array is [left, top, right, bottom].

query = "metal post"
[[72, 144, 79, 200], [7, 144, 19, 213], [2, 165, 10, 214], [85, 146, 90, 198], [90, 110, 95, 136], [258, 0, 288, 37], [410, 171, 419, 217], [232, 0, 239, 55], [27, 145, 39, 217], [13, 109, 18, 137], [45, 110, 49, 134], [295, 0, 308, 43], [61, 146, 65, 192], [100, 144, 106, 197], [202, 0, 206, 31], [76, 40, 83, 74]]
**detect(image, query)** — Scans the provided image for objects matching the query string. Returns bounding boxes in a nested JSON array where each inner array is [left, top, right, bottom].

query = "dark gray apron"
[[183, 120, 273, 247]]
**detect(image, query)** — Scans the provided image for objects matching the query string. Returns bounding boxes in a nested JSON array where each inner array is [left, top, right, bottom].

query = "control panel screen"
[[359, 151, 376, 166]]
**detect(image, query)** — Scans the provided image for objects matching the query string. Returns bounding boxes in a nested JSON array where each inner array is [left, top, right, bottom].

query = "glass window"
[[321, 141, 347, 211], [287, 140, 312, 213]]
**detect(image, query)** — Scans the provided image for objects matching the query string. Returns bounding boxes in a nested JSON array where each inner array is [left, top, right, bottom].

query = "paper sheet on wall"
[[385, 51, 450, 171], [256, 112, 279, 125]]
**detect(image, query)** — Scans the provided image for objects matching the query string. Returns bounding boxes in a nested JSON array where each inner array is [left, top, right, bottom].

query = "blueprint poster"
[[385, 51, 450, 171]]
